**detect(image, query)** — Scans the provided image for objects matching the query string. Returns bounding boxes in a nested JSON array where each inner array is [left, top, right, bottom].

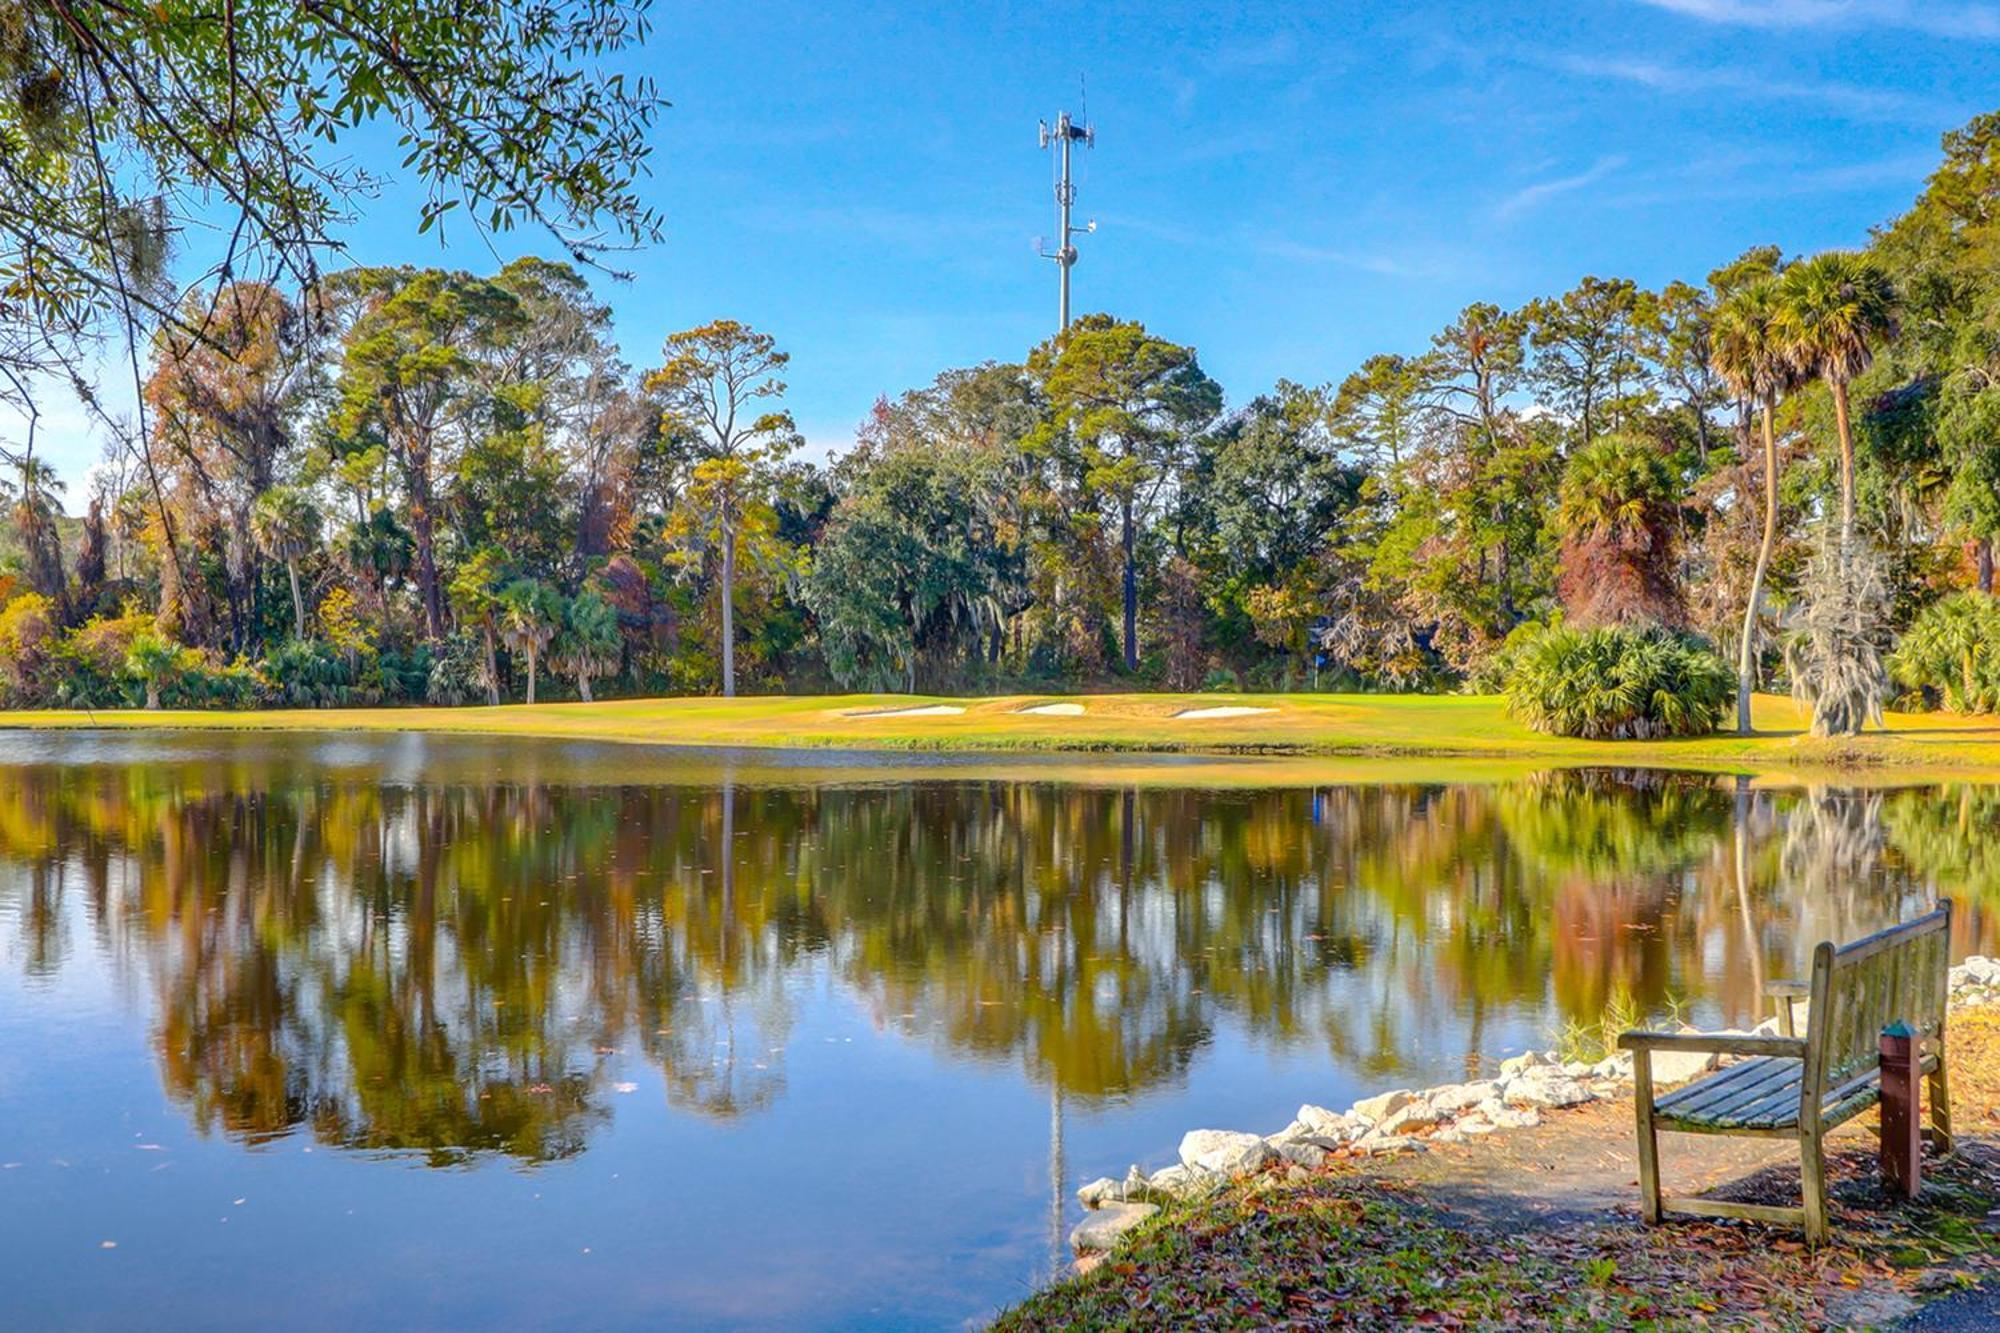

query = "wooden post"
[[1879, 1020, 1922, 1200], [1632, 1049, 1662, 1224]]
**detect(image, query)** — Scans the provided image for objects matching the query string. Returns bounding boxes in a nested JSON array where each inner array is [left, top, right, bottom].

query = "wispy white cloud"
[[1495, 156, 1628, 220], [1635, 0, 2000, 39], [1604, 151, 1935, 206], [1537, 50, 1948, 123]]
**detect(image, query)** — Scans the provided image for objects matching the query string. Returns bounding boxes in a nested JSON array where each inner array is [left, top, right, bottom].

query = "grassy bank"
[[5, 692, 2000, 779]]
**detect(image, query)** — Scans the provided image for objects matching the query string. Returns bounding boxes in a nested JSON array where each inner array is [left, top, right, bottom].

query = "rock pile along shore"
[[1068, 955, 1999, 1254]]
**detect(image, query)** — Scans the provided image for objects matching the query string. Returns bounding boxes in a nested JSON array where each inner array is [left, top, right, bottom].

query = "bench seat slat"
[[1655, 1055, 1797, 1120], [1660, 1058, 1803, 1130], [1657, 1060, 1888, 1131], [1689, 1059, 1806, 1123]]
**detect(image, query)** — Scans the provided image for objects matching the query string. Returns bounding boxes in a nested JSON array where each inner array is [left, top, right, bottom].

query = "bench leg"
[[1927, 1056, 1954, 1160], [1633, 1052, 1662, 1225], [1800, 1128, 1829, 1247]]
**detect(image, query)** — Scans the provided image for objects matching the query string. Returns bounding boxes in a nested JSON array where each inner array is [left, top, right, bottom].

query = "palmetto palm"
[[498, 578, 562, 705], [250, 486, 322, 639], [553, 588, 621, 702], [1771, 252, 1900, 551], [1709, 279, 1797, 733], [11, 456, 68, 602]]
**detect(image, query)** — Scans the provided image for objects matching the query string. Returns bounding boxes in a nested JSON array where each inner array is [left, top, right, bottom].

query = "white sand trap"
[[1018, 702, 1085, 716], [851, 704, 967, 718], [1172, 705, 1276, 720]]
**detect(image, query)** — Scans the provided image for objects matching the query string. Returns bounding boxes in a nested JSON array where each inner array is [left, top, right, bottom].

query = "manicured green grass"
[[6, 692, 2000, 779]]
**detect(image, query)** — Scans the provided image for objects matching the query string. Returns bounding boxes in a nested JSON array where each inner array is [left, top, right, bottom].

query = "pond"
[[1, 731, 1996, 1329]]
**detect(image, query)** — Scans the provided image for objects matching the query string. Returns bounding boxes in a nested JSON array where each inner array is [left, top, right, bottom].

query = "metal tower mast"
[[1038, 111, 1093, 331]]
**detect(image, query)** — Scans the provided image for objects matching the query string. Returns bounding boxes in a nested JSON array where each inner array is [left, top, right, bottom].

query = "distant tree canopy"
[[0, 0, 663, 635], [6, 103, 2000, 713]]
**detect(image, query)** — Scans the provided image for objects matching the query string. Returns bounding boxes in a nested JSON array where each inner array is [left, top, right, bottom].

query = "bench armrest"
[[1617, 1030, 1808, 1059]]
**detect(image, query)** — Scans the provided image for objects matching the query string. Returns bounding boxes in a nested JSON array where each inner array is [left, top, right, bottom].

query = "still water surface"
[[1, 732, 1996, 1328]]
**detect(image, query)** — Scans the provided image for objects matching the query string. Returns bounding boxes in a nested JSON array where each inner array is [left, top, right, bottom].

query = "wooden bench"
[[1618, 902, 1954, 1245]]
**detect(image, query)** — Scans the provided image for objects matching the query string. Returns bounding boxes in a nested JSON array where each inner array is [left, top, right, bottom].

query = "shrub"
[[1503, 624, 1735, 739], [1890, 592, 2000, 714], [1464, 616, 1559, 695], [261, 638, 353, 708], [167, 654, 260, 709], [46, 611, 151, 708], [0, 592, 57, 704], [426, 631, 490, 705]]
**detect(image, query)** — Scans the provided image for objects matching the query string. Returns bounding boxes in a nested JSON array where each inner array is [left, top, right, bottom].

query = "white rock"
[[1070, 1202, 1158, 1252], [1146, 1163, 1222, 1199], [1266, 1120, 1307, 1146], [1426, 1080, 1500, 1115], [1077, 1176, 1122, 1209], [1276, 1140, 1328, 1169], [1455, 1117, 1498, 1135], [1590, 1054, 1632, 1081], [1297, 1103, 1352, 1136], [1560, 1061, 1594, 1079], [1178, 1129, 1275, 1175], [1431, 1128, 1470, 1145], [1647, 1041, 1720, 1085], [1499, 1051, 1545, 1077], [1475, 1099, 1543, 1130], [1504, 1070, 1593, 1109], [1350, 1089, 1415, 1123], [1375, 1103, 1441, 1136], [1356, 1134, 1425, 1155]]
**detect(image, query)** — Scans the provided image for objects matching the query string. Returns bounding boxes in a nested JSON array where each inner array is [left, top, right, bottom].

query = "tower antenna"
[[1037, 99, 1094, 333]]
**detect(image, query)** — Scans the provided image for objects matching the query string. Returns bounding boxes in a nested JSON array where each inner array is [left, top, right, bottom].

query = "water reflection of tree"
[[0, 753, 1993, 1167]]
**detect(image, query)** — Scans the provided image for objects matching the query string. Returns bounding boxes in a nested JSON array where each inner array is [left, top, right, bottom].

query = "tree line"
[[3, 111, 1999, 715]]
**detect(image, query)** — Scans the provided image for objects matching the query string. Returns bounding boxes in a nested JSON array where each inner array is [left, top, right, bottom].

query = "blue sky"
[[31, 0, 2000, 504]]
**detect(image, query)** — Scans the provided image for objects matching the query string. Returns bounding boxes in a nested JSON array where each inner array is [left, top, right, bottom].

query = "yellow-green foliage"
[[1893, 592, 2000, 714]]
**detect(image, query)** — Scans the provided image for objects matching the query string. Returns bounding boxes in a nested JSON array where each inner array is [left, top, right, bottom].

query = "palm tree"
[[553, 587, 621, 702], [1554, 433, 1683, 631], [250, 486, 322, 639], [125, 632, 180, 710], [499, 578, 562, 704], [11, 456, 68, 605], [1772, 252, 1900, 552], [1710, 279, 1797, 734]]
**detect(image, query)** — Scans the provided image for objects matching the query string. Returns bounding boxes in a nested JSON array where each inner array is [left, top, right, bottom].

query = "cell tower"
[[1037, 110, 1094, 332]]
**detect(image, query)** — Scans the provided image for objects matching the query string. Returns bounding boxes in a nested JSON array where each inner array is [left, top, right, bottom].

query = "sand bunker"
[[1018, 702, 1086, 716], [851, 704, 967, 718], [1172, 705, 1276, 720]]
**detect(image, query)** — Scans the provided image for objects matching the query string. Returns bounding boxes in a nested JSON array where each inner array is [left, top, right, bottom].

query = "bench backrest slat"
[[1806, 902, 1951, 1095]]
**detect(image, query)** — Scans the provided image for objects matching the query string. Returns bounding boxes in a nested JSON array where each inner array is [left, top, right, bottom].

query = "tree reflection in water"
[[1, 751, 1993, 1166]]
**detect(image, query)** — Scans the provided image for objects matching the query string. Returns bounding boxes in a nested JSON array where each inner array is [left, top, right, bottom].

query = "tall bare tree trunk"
[[1831, 379, 1856, 553], [1738, 399, 1780, 734], [1977, 537, 1994, 595], [721, 510, 737, 698], [287, 561, 305, 639], [1121, 495, 1138, 672]]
